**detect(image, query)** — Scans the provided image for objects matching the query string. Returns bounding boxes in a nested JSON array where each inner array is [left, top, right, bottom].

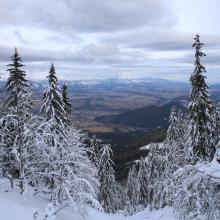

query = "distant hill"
[[96, 102, 186, 129]]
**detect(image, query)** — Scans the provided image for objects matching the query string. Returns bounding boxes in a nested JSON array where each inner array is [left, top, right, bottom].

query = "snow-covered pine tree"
[[98, 144, 117, 213], [0, 48, 32, 193], [40, 64, 66, 125], [137, 157, 148, 207], [114, 182, 125, 210], [214, 104, 220, 163], [5, 48, 29, 108], [43, 128, 100, 219], [156, 107, 187, 207], [216, 103, 220, 139], [63, 128, 100, 217], [88, 135, 100, 168], [166, 106, 182, 142], [125, 163, 140, 215], [62, 83, 72, 125], [164, 106, 186, 171], [187, 34, 218, 162], [136, 107, 186, 212], [146, 143, 167, 209], [39, 63, 67, 191], [37, 66, 100, 218], [173, 164, 220, 220], [0, 106, 18, 187]]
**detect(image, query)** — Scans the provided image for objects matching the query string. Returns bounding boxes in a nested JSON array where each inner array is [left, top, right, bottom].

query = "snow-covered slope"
[[0, 179, 175, 220]]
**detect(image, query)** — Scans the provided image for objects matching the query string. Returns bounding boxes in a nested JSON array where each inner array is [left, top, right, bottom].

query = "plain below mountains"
[[96, 102, 186, 129]]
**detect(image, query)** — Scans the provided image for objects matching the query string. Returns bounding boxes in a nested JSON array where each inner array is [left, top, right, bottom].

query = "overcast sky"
[[0, 0, 220, 82]]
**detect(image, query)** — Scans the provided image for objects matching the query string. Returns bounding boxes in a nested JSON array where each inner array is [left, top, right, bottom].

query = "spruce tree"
[[98, 144, 117, 213], [126, 163, 140, 215], [216, 103, 220, 139], [0, 48, 32, 193], [159, 107, 187, 207], [187, 34, 218, 162], [40, 64, 66, 125], [166, 106, 182, 142], [146, 143, 168, 209], [138, 158, 149, 206], [88, 135, 100, 168], [164, 107, 187, 168], [39, 64, 67, 191], [61, 83, 72, 126], [62, 83, 72, 119], [5, 48, 29, 108]]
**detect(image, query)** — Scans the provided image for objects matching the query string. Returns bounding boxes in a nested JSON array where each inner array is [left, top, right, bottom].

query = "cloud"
[[14, 30, 28, 45], [0, 0, 175, 33], [100, 29, 220, 52]]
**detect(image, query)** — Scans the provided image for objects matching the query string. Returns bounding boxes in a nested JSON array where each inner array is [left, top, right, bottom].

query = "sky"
[[0, 0, 220, 82]]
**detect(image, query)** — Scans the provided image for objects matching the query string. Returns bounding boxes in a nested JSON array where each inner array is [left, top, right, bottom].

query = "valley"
[[1, 78, 220, 180]]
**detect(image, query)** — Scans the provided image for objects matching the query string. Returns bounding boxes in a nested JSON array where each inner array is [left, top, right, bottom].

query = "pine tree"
[[213, 103, 220, 163], [138, 158, 149, 207], [173, 164, 220, 220], [0, 108, 18, 188], [98, 144, 117, 213], [88, 135, 100, 168], [166, 106, 182, 142], [62, 83, 72, 123], [37, 127, 100, 218], [146, 143, 168, 209], [158, 107, 187, 207], [165, 107, 187, 169], [39, 64, 67, 190], [125, 163, 140, 215], [216, 103, 220, 139], [5, 48, 29, 108], [37, 64, 101, 218], [0, 48, 32, 193], [187, 34, 218, 162], [40, 64, 66, 125]]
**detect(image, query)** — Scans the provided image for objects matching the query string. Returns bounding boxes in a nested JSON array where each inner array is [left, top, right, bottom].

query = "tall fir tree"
[[216, 103, 220, 139], [5, 48, 29, 108], [38, 64, 101, 218], [39, 64, 67, 191], [157, 107, 187, 208], [62, 83, 72, 115], [40, 64, 66, 126], [27, 119, 101, 218], [125, 163, 140, 215], [0, 48, 32, 193], [98, 144, 117, 213], [166, 106, 183, 142], [164, 106, 186, 169], [187, 34, 218, 162], [62, 83, 72, 125], [88, 135, 100, 168], [137, 158, 149, 207], [146, 143, 167, 209]]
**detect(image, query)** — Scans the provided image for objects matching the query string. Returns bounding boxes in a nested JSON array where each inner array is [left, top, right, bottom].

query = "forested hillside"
[[96, 102, 186, 128]]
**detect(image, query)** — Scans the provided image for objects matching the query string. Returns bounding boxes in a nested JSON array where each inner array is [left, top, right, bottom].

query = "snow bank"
[[139, 144, 151, 151], [196, 160, 220, 180], [0, 179, 175, 220], [140, 143, 163, 151]]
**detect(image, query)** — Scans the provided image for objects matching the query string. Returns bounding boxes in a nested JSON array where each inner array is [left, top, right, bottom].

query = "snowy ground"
[[140, 143, 163, 151], [0, 179, 175, 220]]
